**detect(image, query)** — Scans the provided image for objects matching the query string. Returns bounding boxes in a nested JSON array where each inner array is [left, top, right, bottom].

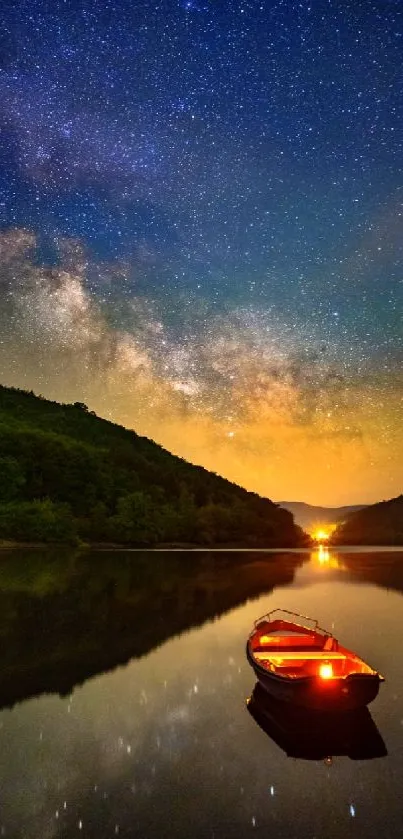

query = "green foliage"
[[332, 495, 403, 546], [0, 499, 76, 543], [0, 384, 307, 546], [111, 492, 161, 544], [0, 457, 25, 502]]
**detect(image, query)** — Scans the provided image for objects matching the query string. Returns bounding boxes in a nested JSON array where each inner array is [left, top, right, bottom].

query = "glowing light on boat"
[[319, 663, 333, 680]]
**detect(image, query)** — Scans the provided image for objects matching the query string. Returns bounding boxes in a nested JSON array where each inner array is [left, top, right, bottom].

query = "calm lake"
[[0, 546, 402, 838]]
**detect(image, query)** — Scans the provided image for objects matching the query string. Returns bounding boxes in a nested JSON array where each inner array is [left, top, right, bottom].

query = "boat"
[[246, 608, 384, 711], [247, 682, 387, 761]]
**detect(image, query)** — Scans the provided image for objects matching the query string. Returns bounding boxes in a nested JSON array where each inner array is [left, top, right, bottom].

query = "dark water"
[[0, 546, 402, 838]]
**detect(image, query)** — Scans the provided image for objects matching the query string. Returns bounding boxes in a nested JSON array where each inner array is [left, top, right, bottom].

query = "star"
[[0, 0, 401, 505]]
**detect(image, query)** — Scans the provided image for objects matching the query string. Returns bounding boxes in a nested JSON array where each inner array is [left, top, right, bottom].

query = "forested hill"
[[0, 385, 308, 547], [331, 495, 403, 545]]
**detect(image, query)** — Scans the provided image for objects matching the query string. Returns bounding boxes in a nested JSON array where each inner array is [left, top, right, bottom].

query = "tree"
[[0, 499, 76, 543], [0, 457, 25, 502], [111, 491, 160, 544]]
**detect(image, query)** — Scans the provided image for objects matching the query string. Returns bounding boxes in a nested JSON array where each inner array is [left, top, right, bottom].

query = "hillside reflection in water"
[[0, 546, 401, 838]]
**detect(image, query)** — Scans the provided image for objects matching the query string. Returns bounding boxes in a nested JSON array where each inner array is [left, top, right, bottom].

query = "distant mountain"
[[278, 501, 367, 532], [331, 495, 403, 545], [0, 384, 307, 547]]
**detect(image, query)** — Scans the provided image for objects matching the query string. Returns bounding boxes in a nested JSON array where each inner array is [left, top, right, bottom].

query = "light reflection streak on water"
[[313, 546, 346, 570]]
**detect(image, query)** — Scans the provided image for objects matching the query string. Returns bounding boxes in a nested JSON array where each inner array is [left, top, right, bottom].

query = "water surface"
[[0, 546, 401, 838]]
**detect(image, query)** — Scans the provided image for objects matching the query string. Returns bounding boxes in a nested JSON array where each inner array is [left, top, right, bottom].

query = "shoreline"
[[0, 539, 311, 551], [1, 540, 403, 552]]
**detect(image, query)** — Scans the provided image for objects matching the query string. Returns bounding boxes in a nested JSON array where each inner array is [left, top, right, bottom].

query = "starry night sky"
[[0, 0, 402, 505]]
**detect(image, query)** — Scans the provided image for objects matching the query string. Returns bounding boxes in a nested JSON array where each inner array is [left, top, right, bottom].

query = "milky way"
[[0, 0, 402, 504]]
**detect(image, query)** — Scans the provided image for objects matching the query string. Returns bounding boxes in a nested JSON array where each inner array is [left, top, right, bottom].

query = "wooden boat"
[[246, 609, 384, 711], [247, 682, 387, 761]]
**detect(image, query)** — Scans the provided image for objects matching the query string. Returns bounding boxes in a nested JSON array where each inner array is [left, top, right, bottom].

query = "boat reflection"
[[247, 682, 387, 761]]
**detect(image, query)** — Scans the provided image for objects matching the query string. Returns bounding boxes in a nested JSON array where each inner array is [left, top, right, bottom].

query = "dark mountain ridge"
[[331, 495, 403, 545], [0, 384, 307, 547]]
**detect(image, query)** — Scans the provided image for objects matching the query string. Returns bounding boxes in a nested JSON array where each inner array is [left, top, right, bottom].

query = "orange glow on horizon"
[[313, 528, 330, 542], [1, 228, 401, 510]]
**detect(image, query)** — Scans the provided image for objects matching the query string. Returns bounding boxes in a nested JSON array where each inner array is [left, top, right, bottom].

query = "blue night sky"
[[0, 0, 402, 504]]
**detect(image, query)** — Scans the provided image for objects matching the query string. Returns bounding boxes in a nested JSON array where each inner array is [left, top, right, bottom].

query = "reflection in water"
[[317, 544, 330, 563], [247, 682, 387, 761], [0, 547, 402, 839], [313, 545, 346, 570], [0, 546, 401, 711], [311, 546, 403, 586], [0, 547, 305, 710]]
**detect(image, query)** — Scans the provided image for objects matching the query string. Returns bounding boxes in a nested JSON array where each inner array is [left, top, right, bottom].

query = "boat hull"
[[246, 643, 382, 711]]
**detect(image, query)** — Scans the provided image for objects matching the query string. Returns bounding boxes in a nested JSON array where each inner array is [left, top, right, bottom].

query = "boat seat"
[[253, 651, 347, 661], [254, 642, 325, 654], [258, 633, 323, 648]]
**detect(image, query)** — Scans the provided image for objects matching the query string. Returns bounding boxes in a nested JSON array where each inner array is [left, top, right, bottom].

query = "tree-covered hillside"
[[0, 385, 307, 547], [331, 495, 403, 545]]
